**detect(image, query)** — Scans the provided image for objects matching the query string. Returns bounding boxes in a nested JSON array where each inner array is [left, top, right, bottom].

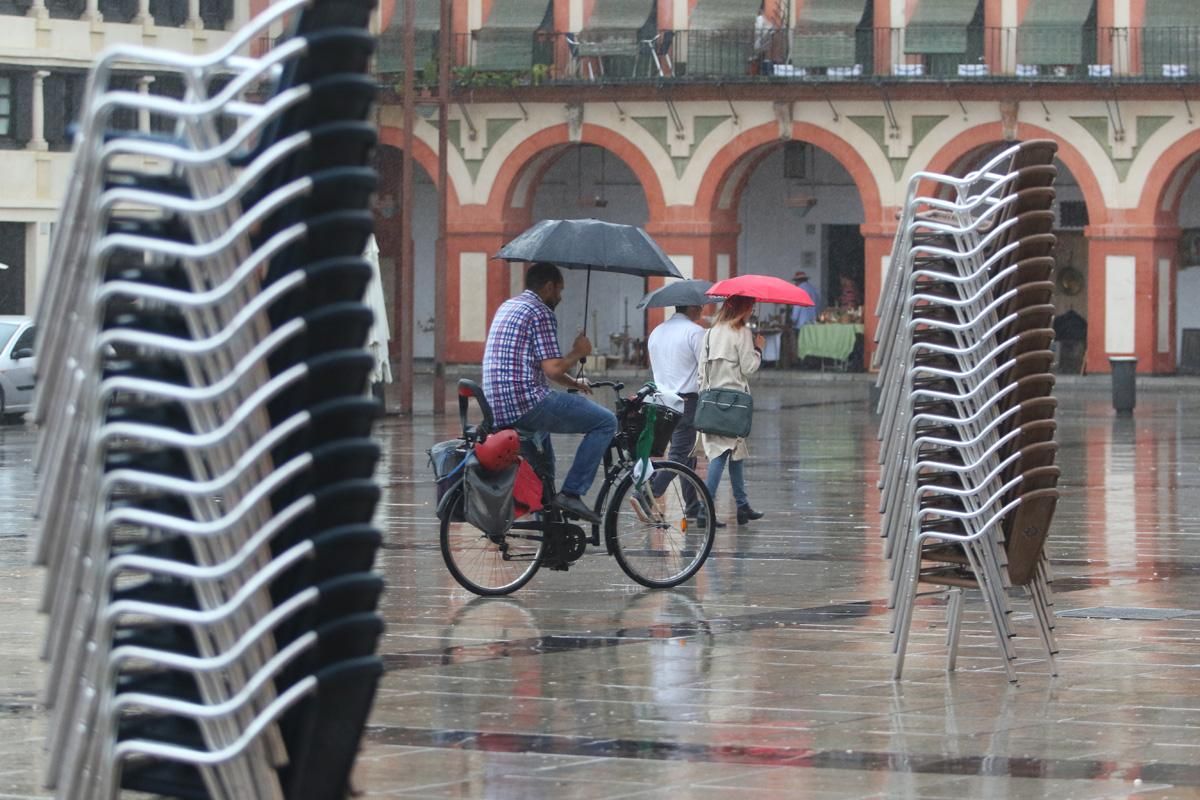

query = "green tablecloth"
[[796, 323, 864, 361]]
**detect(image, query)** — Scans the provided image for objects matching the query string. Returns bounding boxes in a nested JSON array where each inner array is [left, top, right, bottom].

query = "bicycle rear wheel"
[[606, 460, 716, 588], [440, 487, 544, 595]]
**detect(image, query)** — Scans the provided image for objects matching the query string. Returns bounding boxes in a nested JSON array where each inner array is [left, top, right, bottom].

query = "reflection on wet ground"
[[3, 381, 1200, 798]]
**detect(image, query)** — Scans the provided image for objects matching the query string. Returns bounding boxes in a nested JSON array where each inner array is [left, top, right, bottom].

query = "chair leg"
[[1026, 580, 1060, 672], [946, 587, 964, 671], [964, 546, 1017, 682], [892, 543, 924, 679]]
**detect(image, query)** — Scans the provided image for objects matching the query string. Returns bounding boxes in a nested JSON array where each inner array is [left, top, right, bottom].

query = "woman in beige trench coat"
[[695, 295, 766, 527]]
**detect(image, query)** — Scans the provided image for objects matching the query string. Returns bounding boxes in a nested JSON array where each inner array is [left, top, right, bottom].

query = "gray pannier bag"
[[429, 438, 470, 521], [463, 454, 519, 538]]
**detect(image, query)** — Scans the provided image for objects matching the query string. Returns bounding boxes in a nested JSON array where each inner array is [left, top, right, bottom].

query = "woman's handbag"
[[693, 331, 754, 438], [694, 388, 754, 438]]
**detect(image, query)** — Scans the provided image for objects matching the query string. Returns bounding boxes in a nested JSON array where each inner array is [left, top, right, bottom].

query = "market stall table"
[[797, 322, 864, 368]]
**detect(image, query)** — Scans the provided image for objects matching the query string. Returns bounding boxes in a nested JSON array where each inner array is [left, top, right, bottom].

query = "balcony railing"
[[0, 0, 230, 28], [376, 26, 1200, 87]]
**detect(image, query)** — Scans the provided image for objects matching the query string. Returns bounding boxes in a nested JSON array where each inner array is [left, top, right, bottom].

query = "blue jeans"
[[705, 449, 748, 509], [514, 391, 617, 497]]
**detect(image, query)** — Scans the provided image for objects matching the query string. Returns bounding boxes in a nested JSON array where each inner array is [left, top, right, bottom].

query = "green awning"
[[578, 0, 654, 58], [1016, 0, 1094, 65], [683, 0, 759, 76], [690, 0, 758, 31], [584, 0, 653, 31], [1143, 0, 1200, 73], [474, 0, 552, 70], [904, 0, 981, 55], [375, 0, 441, 73], [791, 0, 869, 68]]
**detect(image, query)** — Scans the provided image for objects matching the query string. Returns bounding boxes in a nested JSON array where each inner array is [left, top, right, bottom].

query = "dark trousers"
[[651, 392, 699, 510]]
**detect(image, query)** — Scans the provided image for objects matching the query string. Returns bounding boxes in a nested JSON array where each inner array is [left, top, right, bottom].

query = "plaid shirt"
[[482, 290, 563, 427]]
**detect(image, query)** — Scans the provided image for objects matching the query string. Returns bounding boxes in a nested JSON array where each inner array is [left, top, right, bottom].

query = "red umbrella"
[[707, 274, 814, 306]]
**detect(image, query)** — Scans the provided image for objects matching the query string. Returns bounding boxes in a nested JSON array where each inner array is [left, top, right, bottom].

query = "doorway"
[[824, 224, 864, 311], [0, 223, 25, 315]]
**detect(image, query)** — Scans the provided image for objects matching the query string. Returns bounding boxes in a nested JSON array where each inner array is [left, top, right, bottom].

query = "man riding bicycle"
[[482, 262, 617, 524]]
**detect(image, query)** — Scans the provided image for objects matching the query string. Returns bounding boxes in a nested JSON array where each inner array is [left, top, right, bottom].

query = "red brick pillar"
[[642, 215, 741, 332], [444, 217, 530, 363], [1085, 223, 1178, 374]]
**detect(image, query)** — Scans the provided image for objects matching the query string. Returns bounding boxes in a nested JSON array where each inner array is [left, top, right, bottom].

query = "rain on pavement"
[[2, 377, 1199, 799]]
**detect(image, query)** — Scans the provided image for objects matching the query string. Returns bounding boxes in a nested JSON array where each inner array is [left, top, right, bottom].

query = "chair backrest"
[[1011, 139, 1059, 170], [1016, 395, 1058, 423], [1005, 487, 1059, 585], [1012, 328, 1055, 356], [1011, 164, 1058, 190]]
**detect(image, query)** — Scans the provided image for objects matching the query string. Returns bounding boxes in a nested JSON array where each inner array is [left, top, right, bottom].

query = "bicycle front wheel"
[[440, 488, 544, 595], [606, 460, 716, 588]]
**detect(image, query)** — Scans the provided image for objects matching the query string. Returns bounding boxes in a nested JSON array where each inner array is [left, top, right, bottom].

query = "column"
[[442, 218, 522, 363], [27, 0, 48, 19], [861, 221, 898, 371], [28, 71, 49, 152], [136, 75, 154, 133], [230, 0, 249, 30], [134, 0, 152, 25], [1085, 223, 1176, 373], [83, 0, 101, 22], [186, 0, 202, 29], [643, 214, 740, 331]]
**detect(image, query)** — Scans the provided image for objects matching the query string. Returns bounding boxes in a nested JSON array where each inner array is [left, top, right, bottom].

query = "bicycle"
[[437, 378, 717, 596]]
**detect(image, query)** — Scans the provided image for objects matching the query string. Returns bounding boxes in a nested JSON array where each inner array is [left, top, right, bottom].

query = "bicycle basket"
[[620, 399, 681, 457]]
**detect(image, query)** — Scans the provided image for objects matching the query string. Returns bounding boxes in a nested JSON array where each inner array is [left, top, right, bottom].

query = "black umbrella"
[[496, 219, 683, 343], [496, 218, 682, 277], [637, 279, 716, 309]]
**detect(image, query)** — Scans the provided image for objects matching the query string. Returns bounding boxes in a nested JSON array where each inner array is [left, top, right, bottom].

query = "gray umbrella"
[[495, 219, 682, 278], [637, 279, 716, 309], [496, 218, 684, 332]]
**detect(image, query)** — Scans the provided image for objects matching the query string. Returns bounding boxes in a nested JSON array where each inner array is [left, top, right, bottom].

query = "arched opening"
[[524, 143, 652, 365], [1169, 158, 1200, 371], [731, 140, 868, 370], [938, 142, 1093, 374], [374, 144, 439, 360]]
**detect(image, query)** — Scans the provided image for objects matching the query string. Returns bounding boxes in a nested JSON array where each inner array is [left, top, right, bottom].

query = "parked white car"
[[0, 316, 36, 418]]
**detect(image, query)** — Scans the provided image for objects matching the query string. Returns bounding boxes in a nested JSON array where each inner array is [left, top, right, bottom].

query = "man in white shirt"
[[647, 304, 705, 514]]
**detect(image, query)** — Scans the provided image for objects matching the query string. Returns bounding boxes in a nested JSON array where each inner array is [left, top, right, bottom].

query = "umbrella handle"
[[579, 267, 592, 365]]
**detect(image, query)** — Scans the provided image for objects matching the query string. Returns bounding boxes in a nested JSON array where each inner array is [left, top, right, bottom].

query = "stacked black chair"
[[30, 1, 385, 796], [874, 141, 1062, 682]]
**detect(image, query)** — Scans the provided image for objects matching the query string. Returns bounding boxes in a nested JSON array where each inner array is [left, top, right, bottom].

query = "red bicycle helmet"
[[474, 429, 520, 472]]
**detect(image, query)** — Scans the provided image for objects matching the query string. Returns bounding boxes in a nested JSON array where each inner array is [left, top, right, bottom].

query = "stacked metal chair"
[[30, 0, 385, 796], [874, 141, 1062, 682]]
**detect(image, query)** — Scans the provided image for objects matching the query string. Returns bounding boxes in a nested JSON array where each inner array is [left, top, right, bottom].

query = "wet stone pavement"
[[2, 381, 1200, 799]]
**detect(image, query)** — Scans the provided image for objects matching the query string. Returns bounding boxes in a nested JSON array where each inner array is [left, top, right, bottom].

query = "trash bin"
[[1109, 356, 1137, 415]]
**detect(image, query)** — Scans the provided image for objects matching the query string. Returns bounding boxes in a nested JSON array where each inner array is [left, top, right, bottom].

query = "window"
[[107, 73, 138, 133], [150, 74, 185, 134], [0, 77, 11, 138], [44, 72, 86, 151], [11, 326, 34, 357], [1057, 200, 1089, 229]]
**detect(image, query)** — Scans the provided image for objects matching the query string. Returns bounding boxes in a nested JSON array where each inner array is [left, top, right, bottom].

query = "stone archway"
[[1135, 131, 1200, 373], [696, 122, 884, 367]]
